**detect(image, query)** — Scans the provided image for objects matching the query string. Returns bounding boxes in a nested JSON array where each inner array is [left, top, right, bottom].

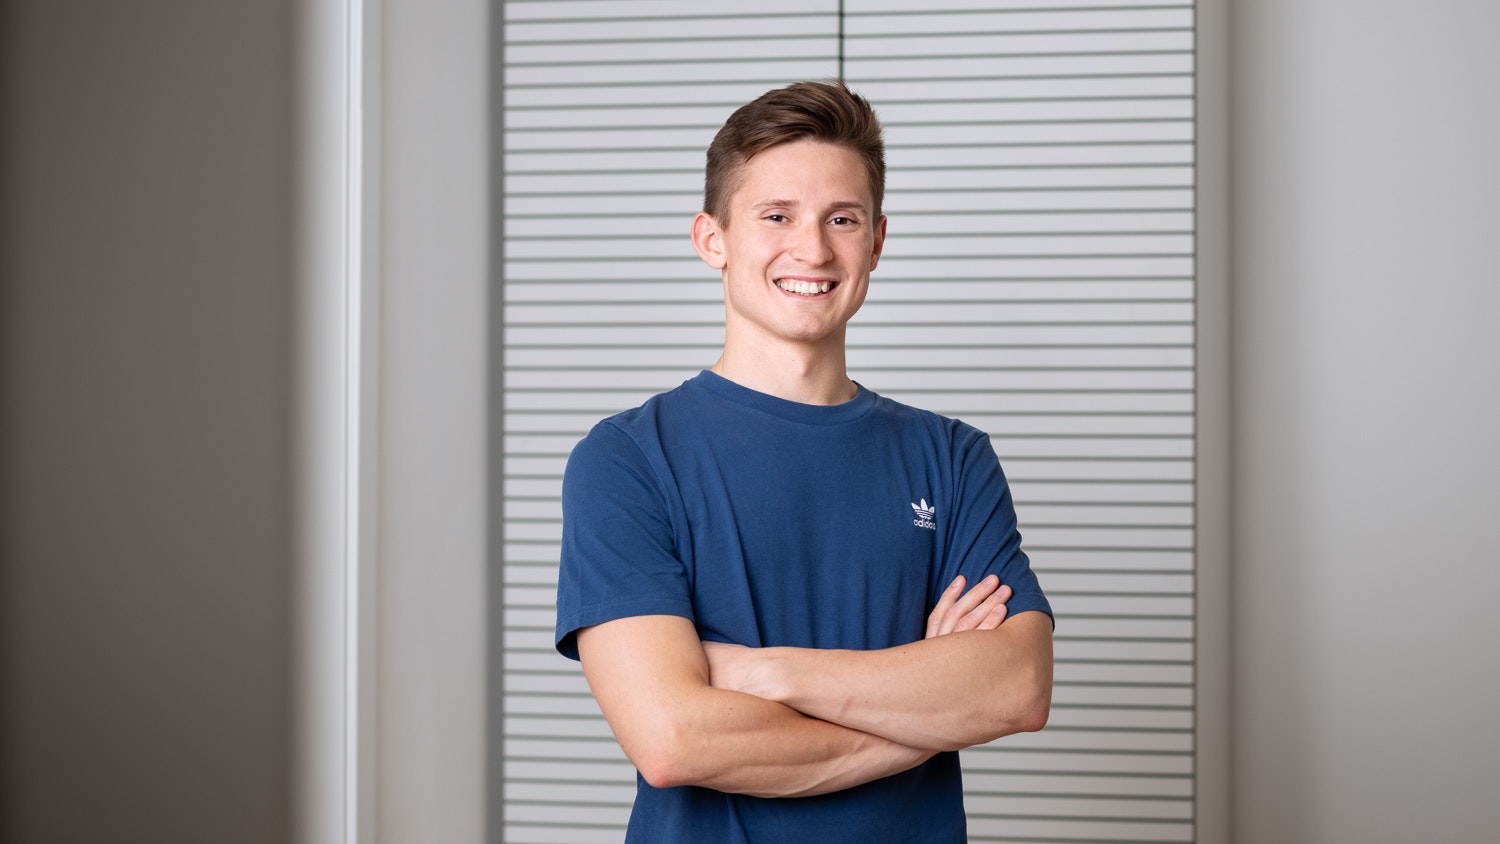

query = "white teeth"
[[777, 280, 832, 296]]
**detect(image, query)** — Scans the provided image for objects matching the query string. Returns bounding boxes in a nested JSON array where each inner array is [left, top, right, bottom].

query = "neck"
[[710, 340, 855, 406]]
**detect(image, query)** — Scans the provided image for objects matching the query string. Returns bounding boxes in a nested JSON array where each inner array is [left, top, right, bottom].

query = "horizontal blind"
[[500, 2, 1196, 841], [501, 3, 842, 842], [843, 2, 1197, 842]]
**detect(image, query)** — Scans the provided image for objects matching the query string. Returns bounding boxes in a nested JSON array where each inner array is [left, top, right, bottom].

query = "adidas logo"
[[911, 498, 937, 531]]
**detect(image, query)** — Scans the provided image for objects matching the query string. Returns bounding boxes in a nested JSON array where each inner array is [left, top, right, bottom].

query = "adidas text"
[[911, 498, 937, 531]]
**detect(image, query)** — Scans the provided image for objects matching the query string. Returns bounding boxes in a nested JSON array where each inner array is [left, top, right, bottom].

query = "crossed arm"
[[575, 574, 1053, 798]]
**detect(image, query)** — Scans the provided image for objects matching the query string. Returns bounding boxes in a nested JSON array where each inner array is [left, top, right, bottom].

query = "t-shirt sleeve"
[[940, 429, 1054, 625], [554, 420, 695, 660]]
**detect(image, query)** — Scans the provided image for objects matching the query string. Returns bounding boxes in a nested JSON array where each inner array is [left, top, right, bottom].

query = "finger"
[[938, 575, 1000, 637], [981, 596, 1011, 629], [954, 583, 1012, 633], [926, 576, 966, 638], [951, 574, 1000, 616], [967, 585, 1013, 632]]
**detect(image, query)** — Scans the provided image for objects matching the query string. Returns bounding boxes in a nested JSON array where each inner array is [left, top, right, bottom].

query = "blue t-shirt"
[[556, 371, 1051, 843]]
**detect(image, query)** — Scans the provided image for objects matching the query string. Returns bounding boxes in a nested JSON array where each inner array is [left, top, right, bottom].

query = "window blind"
[[499, 2, 1196, 841]]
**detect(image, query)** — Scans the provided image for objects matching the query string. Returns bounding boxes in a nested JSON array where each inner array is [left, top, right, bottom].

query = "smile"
[[775, 279, 837, 297]]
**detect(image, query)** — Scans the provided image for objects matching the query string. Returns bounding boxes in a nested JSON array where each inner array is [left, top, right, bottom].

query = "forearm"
[[648, 686, 933, 797], [719, 611, 1053, 752], [578, 615, 931, 798]]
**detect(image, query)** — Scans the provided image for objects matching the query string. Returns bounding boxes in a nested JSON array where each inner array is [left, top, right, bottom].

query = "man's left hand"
[[925, 574, 1011, 639], [705, 574, 1013, 699]]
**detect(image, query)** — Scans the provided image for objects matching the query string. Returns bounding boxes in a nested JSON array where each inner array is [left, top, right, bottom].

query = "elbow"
[[935, 660, 1054, 750], [1006, 628, 1054, 736], [1013, 686, 1051, 734], [989, 666, 1052, 739], [1012, 659, 1053, 734], [626, 722, 702, 790], [970, 694, 1049, 746], [636, 755, 686, 791], [943, 684, 1051, 751], [635, 746, 696, 791]]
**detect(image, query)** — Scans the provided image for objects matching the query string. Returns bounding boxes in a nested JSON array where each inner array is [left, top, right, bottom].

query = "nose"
[[789, 220, 833, 267]]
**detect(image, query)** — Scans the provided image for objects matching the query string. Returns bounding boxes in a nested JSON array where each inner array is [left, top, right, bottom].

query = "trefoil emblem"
[[911, 498, 937, 531]]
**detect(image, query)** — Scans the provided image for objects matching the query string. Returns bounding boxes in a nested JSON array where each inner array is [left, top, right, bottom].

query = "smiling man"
[[554, 80, 1054, 843]]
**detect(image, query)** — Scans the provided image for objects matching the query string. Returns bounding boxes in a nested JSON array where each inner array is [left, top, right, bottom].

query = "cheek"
[[726, 233, 779, 265], [844, 281, 870, 310], [840, 242, 879, 277]]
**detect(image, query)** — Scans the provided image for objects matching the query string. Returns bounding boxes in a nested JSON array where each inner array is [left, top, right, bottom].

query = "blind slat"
[[500, 2, 1197, 839]]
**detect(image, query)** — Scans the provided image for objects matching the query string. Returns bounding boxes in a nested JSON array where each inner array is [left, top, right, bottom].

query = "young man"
[[555, 80, 1054, 842]]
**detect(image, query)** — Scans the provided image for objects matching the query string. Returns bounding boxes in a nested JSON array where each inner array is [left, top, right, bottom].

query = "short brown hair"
[[703, 79, 886, 223]]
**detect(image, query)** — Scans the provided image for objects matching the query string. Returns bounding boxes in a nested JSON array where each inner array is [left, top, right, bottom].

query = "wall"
[[1230, 1, 1500, 841], [0, 1, 295, 842], [2, 2, 491, 841], [376, 0, 489, 840]]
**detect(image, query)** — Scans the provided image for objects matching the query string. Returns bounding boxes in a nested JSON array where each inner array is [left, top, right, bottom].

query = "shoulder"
[[866, 389, 992, 453], [572, 378, 695, 450], [565, 377, 713, 485]]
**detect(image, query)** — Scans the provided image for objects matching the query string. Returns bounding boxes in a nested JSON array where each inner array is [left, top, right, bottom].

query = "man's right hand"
[[925, 574, 1012, 638]]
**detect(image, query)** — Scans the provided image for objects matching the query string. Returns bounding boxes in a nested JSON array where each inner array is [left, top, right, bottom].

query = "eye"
[[830, 215, 857, 226], [764, 213, 789, 223]]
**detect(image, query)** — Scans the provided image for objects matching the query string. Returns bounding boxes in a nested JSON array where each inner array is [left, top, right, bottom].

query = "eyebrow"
[[750, 198, 871, 213]]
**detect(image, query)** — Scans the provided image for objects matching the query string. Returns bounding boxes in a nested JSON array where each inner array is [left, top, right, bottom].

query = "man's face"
[[692, 139, 886, 351]]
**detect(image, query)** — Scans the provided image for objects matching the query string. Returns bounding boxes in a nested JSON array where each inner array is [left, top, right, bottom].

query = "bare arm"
[[576, 614, 935, 798], [705, 576, 1053, 752]]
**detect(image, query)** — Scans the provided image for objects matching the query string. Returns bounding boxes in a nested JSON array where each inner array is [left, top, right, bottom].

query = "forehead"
[[728, 139, 875, 209]]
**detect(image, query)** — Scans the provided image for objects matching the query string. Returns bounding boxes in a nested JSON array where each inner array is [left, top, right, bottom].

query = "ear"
[[691, 211, 728, 270], [868, 214, 888, 272]]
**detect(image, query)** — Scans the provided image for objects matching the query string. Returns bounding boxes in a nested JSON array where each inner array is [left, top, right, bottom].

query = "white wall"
[[376, 0, 489, 841], [1230, 2, 1500, 841]]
